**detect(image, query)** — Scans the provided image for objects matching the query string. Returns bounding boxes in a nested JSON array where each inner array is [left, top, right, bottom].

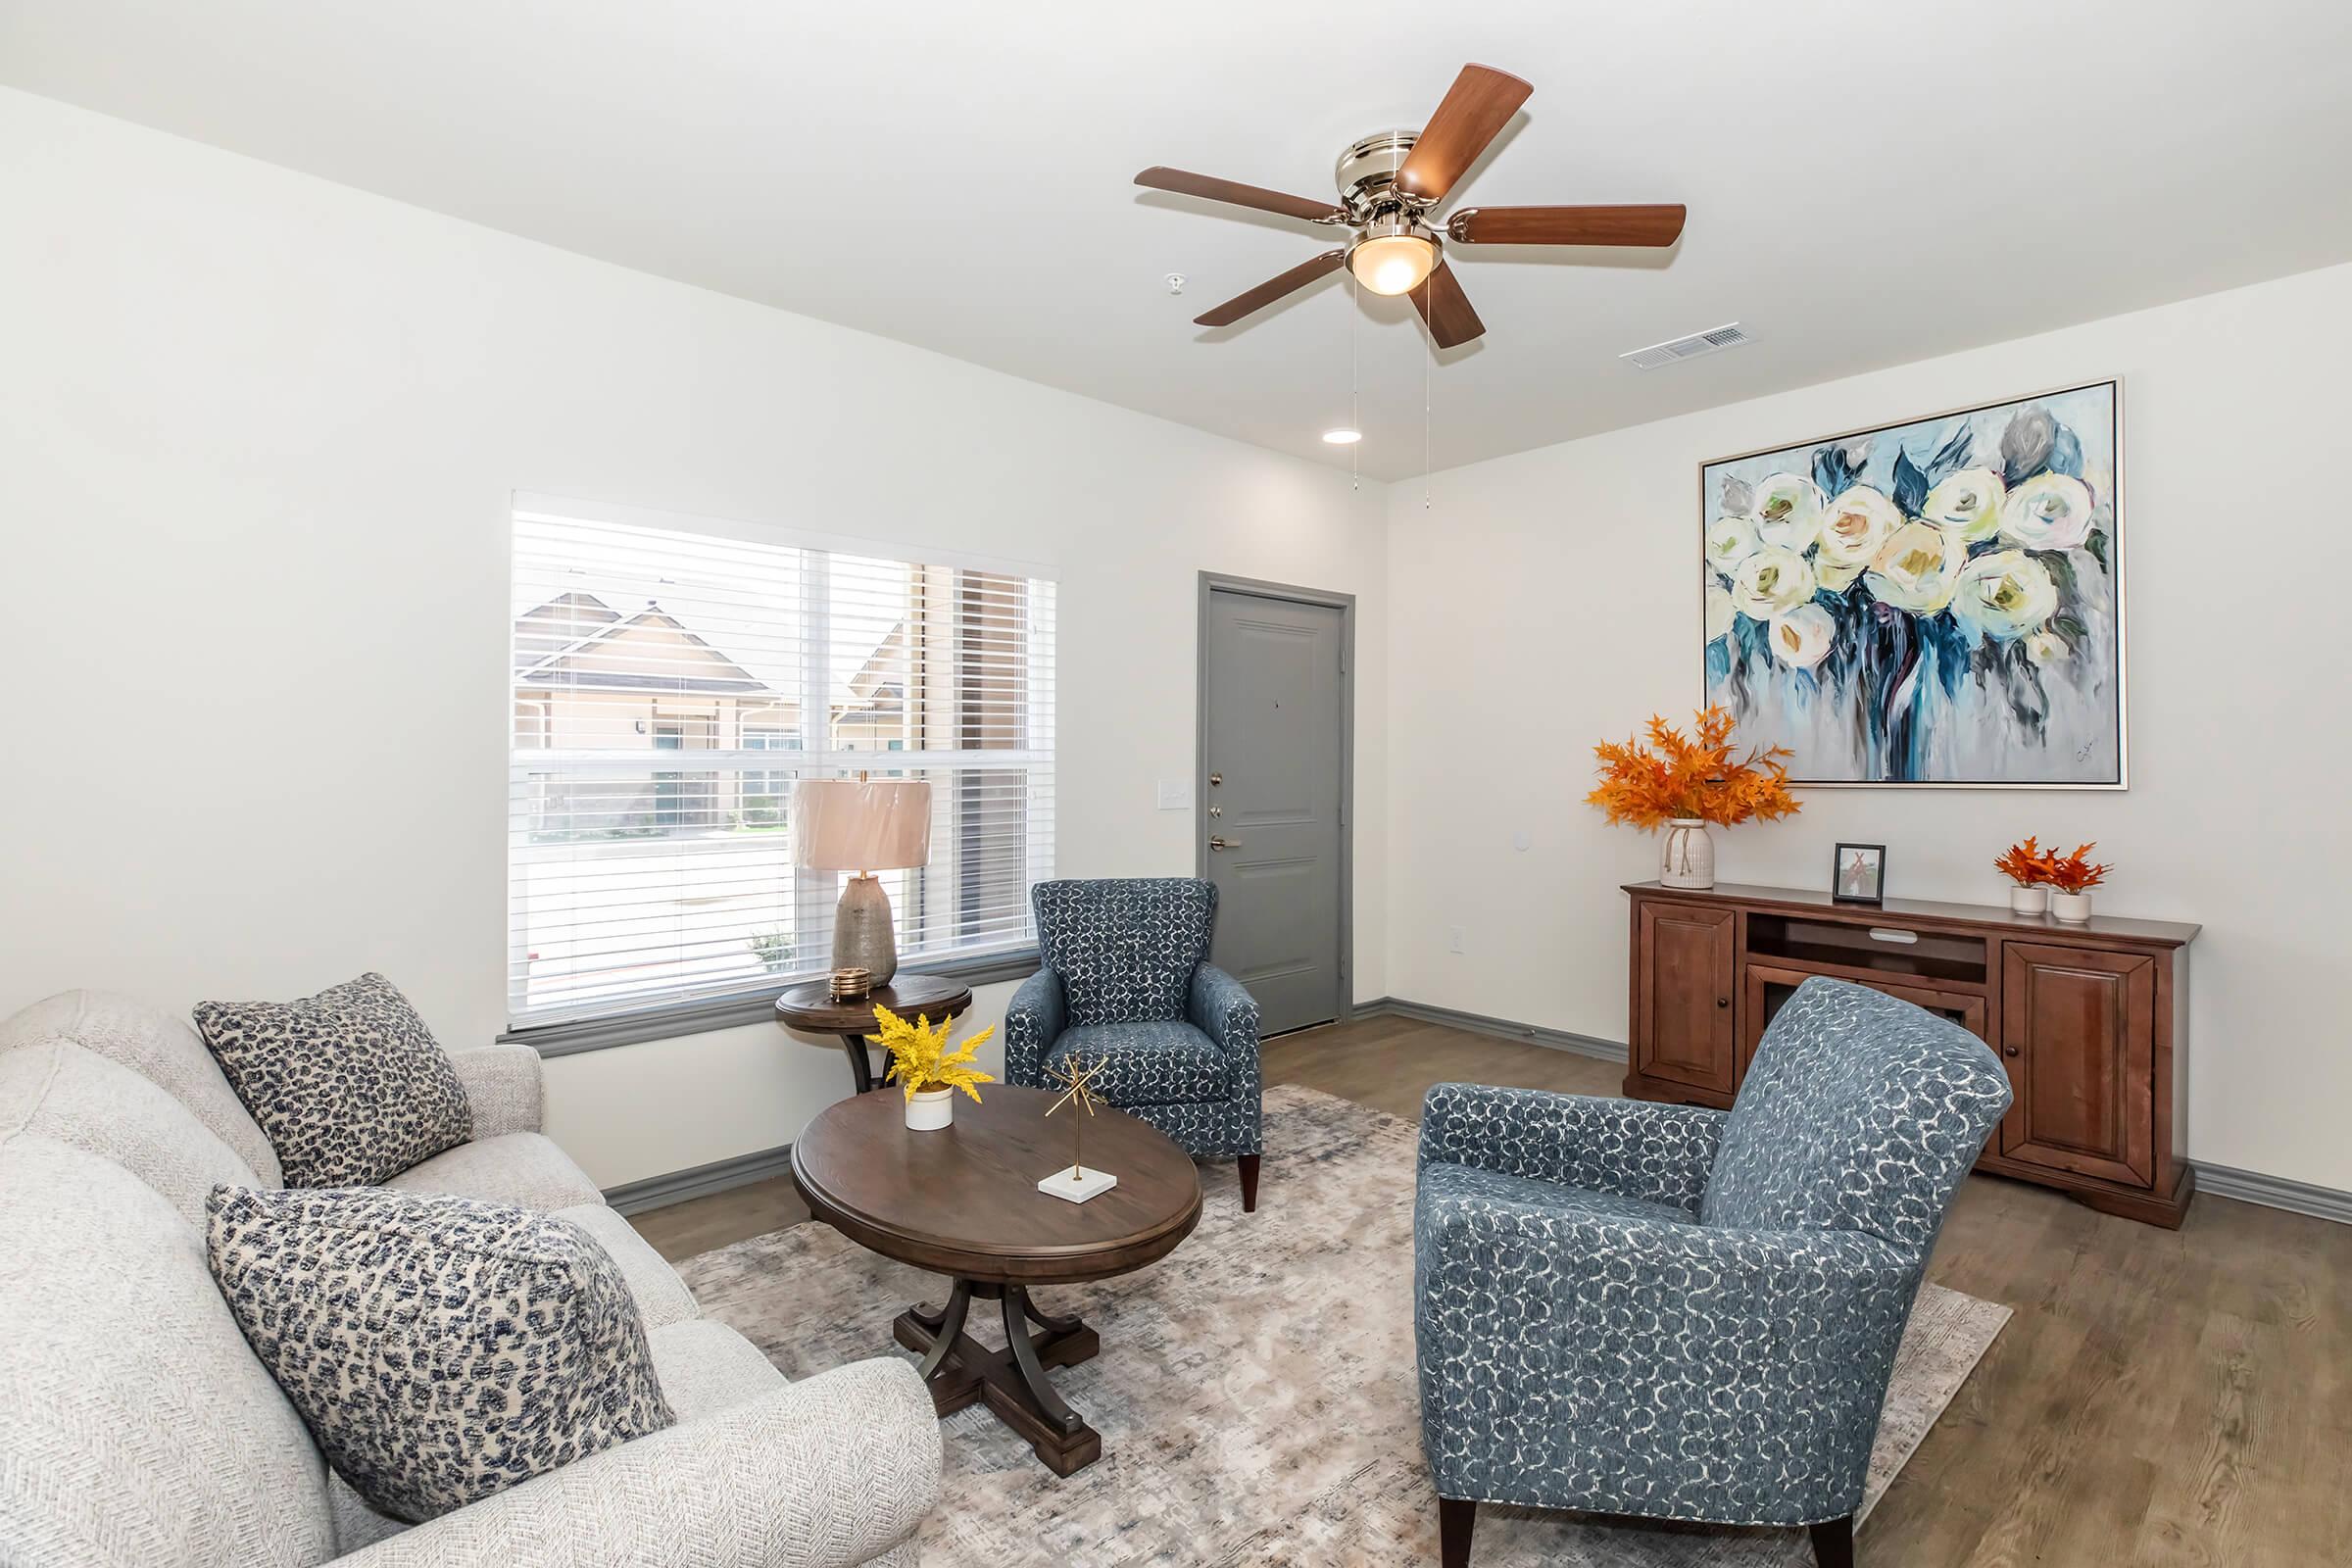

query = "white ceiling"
[[7, 0, 2351, 478]]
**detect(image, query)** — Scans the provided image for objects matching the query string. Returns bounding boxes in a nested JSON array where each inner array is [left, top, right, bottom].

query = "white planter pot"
[[2009, 885, 2050, 916], [904, 1087, 955, 1131], [1659, 819, 1716, 890], [2050, 891, 2093, 923]]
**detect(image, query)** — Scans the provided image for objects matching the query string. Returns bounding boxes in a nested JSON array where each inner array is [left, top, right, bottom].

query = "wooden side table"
[[773, 973, 974, 1095]]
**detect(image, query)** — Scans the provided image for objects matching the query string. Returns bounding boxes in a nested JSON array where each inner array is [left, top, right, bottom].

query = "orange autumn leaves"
[[1995, 836, 2111, 893], [1587, 707, 1800, 832], [1993, 836, 2052, 887]]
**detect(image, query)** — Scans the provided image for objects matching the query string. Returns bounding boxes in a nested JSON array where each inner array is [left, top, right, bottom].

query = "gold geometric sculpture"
[[1043, 1054, 1110, 1177]]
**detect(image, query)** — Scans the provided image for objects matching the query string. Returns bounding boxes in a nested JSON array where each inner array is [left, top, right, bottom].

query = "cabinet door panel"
[[1636, 904, 1736, 1095], [1999, 943, 2154, 1186]]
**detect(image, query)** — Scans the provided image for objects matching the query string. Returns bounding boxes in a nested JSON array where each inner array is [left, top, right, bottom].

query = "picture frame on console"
[[1832, 842, 1886, 905]]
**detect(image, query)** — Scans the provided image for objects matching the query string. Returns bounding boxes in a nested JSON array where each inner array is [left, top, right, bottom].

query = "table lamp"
[[794, 776, 932, 986]]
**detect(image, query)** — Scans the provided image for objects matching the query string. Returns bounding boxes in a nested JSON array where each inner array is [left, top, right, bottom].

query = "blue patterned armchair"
[[1004, 877, 1264, 1210], [1413, 978, 2012, 1567]]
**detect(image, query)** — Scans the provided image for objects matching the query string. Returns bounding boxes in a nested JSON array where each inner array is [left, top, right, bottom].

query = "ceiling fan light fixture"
[[1348, 230, 1437, 297], [1143, 62, 1683, 352]]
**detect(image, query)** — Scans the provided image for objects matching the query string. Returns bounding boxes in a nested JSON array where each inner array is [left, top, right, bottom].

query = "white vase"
[[1659, 819, 1716, 890], [904, 1087, 955, 1131], [2009, 885, 2050, 916], [2051, 891, 2093, 923]]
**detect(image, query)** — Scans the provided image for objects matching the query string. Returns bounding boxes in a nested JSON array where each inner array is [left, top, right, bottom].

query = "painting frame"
[[1698, 377, 2129, 790]]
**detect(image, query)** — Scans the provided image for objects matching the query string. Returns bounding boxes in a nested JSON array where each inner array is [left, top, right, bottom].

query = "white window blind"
[[508, 503, 1055, 1028]]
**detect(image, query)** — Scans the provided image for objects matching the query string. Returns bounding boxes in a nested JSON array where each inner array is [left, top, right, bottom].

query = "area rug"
[[678, 1084, 2007, 1566]]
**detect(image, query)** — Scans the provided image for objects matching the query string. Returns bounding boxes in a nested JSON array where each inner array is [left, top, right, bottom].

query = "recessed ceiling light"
[[1322, 427, 1363, 445]]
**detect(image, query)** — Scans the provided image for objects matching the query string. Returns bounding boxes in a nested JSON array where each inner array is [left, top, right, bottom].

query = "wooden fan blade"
[[1193, 250, 1348, 327], [1136, 167, 1346, 223], [1447, 204, 1688, 247], [1411, 261, 1485, 350], [1395, 64, 1533, 202]]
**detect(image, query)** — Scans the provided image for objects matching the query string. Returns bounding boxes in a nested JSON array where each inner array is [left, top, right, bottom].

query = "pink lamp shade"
[[793, 779, 932, 872]]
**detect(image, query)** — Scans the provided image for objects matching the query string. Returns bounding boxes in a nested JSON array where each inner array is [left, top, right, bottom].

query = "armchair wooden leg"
[[1437, 1496, 1474, 1567], [1238, 1153, 1260, 1213], [1808, 1514, 1854, 1568]]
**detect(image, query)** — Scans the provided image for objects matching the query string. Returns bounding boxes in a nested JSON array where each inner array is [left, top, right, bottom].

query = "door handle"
[[1208, 836, 1242, 851]]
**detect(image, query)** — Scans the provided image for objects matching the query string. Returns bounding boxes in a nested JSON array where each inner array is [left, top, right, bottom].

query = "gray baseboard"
[[604, 1142, 795, 1216], [1352, 998, 2352, 1229], [2192, 1161, 2352, 1226], [600, 1014, 2352, 1231], [1350, 996, 1625, 1065]]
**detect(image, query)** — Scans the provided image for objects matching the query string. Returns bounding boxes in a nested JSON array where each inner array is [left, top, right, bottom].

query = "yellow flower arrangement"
[[868, 1004, 996, 1102]]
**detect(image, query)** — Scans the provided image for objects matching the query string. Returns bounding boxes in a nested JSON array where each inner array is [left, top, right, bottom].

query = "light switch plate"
[[1155, 780, 1193, 810]]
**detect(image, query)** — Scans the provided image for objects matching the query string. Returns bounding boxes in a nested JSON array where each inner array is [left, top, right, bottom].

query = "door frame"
[[1195, 572, 1356, 1027]]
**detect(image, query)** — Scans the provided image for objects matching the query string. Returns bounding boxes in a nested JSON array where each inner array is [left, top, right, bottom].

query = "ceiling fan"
[[1136, 63, 1685, 351]]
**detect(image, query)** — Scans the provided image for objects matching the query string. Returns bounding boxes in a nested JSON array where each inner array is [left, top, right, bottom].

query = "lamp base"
[[831, 874, 899, 987]]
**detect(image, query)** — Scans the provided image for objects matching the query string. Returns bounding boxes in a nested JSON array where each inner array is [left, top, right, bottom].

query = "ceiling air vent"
[[1620, 322, 1750, 370]]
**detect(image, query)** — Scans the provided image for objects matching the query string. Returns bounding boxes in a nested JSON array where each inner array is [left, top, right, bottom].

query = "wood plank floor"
[[633, 1011, 2352, 1566]]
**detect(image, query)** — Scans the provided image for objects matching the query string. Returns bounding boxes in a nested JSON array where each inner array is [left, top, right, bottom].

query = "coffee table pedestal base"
[[894, 1281, 1102, 1476]]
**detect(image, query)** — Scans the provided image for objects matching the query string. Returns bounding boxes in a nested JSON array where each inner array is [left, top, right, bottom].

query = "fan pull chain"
[[1348, 273, 1360, 492], [1422, 283, 1432, 512]]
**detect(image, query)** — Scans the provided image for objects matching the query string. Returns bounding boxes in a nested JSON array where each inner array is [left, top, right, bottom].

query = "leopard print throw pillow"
[[194, 972, 471, 1186], [206, 1185, 675, 1523]]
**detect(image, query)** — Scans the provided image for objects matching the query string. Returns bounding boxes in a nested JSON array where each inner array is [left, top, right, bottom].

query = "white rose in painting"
[[1769, 604, 1835, 670], [1815, 484, 1902, 567], [1951, 549, 2058, 641], [1704, 513, 1761, 577], [1730, 544, 1817, 620], [1999, 471, 2095, 550], [1751, 472, 1825, 552], [1920, 466, 2008, 543], [1704, 582, 1735, 643], [1865, 520, 1963, 612], [1816, 559, 1866, 593], [2026, 629, 2069, 664]]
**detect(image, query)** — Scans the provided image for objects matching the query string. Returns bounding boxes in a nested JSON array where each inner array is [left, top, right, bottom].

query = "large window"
[[508, 499, 1055, 1028]]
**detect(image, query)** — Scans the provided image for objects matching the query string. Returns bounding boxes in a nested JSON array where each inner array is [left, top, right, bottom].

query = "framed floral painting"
[[1701, 379, 2125, 787]]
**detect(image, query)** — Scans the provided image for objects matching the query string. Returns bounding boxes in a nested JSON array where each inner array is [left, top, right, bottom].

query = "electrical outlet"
[[1448, 925, 1466, 955]]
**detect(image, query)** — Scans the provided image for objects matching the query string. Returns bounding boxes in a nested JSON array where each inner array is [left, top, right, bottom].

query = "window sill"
[[501, 948, 1042, 1057]]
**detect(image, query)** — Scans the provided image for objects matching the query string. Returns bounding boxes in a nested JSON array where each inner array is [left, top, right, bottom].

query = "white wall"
[[10, 83, 2346, 1199], [0, 88, 1389, 1186], [1386, 260, 2352, 1193]]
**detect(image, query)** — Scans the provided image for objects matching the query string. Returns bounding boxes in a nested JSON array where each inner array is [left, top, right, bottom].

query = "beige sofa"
[[0, 990, 940, 1568]]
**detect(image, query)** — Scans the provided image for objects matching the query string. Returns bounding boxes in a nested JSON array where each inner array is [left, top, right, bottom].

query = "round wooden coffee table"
[[772, 973, 972, 1095], [791, 1084, 1202, 1476]]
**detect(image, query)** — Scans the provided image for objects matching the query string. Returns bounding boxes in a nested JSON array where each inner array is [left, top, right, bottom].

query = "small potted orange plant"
[[1993, 836, 2056, 915], [1587, 707, 1799, 889], [2044, 843, 2111, 923]]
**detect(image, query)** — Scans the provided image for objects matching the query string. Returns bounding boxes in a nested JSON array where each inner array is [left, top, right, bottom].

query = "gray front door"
[[1200, 584, 1347, 1036]]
